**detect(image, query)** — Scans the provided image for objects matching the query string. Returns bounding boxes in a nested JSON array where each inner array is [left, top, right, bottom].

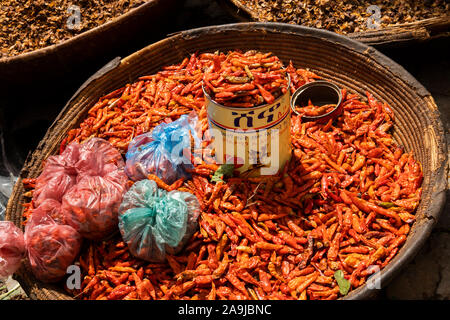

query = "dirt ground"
[[0, 277, 29, 300]]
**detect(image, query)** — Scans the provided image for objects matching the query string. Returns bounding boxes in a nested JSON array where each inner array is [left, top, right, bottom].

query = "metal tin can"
[[204, 82, 292, 176]]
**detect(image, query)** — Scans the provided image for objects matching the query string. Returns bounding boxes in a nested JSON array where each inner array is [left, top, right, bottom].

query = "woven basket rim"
[[7, 22, 448, 300]]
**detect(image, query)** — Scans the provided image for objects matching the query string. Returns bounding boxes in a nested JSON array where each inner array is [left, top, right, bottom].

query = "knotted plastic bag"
[[0, 213, 82, 283], [0, 221, 26, 279], [33, 142, 79, 207], [62, 173, 127, 240], [118, 179, 200, 262], [31, 199, 67, 225], [31, 137, 128, 240], [25, 211, 82, 283], [124, 114, 200, 184], [74, 137, 126, 178]]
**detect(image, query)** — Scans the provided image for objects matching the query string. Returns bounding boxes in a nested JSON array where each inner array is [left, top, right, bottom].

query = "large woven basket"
[[0, 0, 177, 88], [6, 23, 447, 300], [220, 0, 450, 47]]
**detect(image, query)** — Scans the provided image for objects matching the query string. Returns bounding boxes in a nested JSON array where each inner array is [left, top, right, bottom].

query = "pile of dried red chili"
[[21, 50, 422, 300], [293, 101, 337, 117], [203, 50, 289, 107]]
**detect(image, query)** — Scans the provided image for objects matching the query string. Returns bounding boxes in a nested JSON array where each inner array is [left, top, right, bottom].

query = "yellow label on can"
[[206, 90, 292, 176]]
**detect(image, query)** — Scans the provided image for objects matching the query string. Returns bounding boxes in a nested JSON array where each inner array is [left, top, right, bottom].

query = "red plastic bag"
[[32, 138, 128, 240], [31, 199, 67, 225], [62, 138, 128, 240], [74, 137, 125, 177], [25, 211, 82, 283], [0, 221, 26, 279], [62, 174, 127, 240], [33, 142, 81, 206]]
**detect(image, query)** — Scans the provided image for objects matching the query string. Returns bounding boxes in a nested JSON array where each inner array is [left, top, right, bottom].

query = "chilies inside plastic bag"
[[25, 211, 82, 283], [31, 138, 128, 240], [32, 198, 67, 225], [0, 216, 81, 283], [0, 221, 26, 279], [34, 138, 125, 206], [124, 114, 200, 184], [118, 179, 200, 262], [32, 142, 79, 207], [62, 172, 127, 240]]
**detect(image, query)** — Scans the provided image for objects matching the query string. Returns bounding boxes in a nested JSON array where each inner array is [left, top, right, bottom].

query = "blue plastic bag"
[[118, 179, 200, 262], [125, 114, 200, 184]]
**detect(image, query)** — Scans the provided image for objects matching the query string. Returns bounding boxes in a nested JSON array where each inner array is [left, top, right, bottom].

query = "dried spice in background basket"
[[233, 0, 449, 34], [0, 0, 149, 58]]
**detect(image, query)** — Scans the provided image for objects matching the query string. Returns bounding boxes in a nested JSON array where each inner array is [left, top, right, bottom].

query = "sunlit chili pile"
[[232, 0, 449, 34], [0, 0, 149, 58], [20, 50, 423, 300], [293, 101, 336, 117], [203, 51, 289, 107]]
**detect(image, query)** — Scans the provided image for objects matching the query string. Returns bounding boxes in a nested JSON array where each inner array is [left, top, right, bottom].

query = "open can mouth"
[[290, 80, 343, 122], [202, 72, 291, 111]]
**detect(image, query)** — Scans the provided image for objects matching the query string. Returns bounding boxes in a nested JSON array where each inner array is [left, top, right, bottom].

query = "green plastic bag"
[[118, 180, 200, 262]]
